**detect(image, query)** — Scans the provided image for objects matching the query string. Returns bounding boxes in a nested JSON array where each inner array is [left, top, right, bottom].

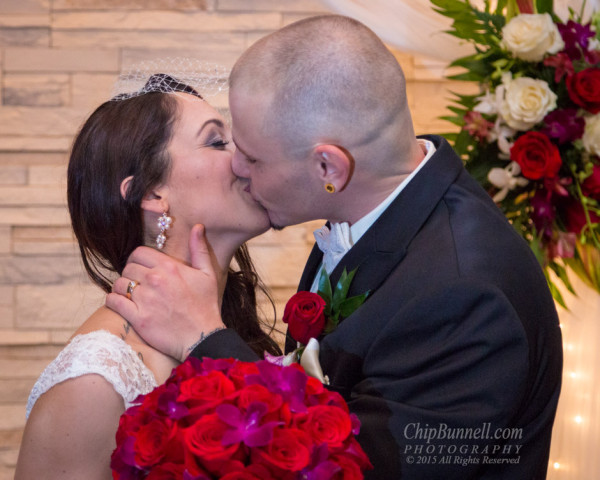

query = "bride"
[[14, 66, 281, 479]]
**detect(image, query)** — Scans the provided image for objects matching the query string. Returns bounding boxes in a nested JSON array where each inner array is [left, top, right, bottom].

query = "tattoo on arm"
[[137, 352, 143, 362], [187, 327, 226, 353], [123, 322, 131, 336]]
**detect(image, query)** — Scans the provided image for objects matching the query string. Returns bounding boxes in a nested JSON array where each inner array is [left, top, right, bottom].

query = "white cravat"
[[313, 222, 353, 276], [310, 138, 436, 293]]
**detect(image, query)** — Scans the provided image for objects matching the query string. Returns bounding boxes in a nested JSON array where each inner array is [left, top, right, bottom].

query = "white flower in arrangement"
[[474, 89, 501, 115], [488, 161, 529, 202], [499, 73, 557, 131], [582, 114, 600, 157], [501, 13, 565, 61], [487, 117, 515, 156]]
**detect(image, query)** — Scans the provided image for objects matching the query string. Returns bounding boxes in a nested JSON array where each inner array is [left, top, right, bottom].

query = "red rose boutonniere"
[[283, 268, 369, 357]]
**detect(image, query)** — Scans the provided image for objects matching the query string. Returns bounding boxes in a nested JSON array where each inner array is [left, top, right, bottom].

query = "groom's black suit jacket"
[[192, 135, 563, 479]]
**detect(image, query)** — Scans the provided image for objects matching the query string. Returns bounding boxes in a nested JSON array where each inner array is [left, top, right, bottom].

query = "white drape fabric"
[[317, 2, 600, 476], [548, 274, 600, 479], [320, 0, 600, 61]]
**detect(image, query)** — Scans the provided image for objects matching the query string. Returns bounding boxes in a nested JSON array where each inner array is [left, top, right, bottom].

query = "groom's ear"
[[311, 144, 353, 192]]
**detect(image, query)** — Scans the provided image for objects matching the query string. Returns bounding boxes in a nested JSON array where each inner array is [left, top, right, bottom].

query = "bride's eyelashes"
[[200, 131, 231, 150], [210, 139, 230, 150]]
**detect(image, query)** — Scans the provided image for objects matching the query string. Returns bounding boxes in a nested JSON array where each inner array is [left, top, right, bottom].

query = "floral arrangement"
[[431, 0, 600, 305], [283, 268, 368, 358], [111, 357, 372, 480]]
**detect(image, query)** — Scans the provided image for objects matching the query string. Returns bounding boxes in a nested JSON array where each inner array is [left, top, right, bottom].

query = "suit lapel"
[[297, 242, 324, 292]]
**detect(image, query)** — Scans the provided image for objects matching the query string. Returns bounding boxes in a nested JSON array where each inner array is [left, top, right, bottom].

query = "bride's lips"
[[240, 181, 262, 207]]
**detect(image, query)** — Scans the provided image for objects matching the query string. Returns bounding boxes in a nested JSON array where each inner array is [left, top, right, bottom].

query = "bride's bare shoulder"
[[72, 306, 131, 341], [72, 306, 179, 383]]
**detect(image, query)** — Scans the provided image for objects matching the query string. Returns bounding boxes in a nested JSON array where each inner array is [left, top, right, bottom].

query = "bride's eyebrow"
[[195, 119, 225, 139]]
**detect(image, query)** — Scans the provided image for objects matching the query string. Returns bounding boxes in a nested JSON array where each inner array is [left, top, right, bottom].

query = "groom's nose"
[[232, 149, 251, 179]]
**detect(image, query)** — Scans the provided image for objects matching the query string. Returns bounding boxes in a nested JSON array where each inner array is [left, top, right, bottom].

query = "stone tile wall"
[[0, 1, 469, 477]]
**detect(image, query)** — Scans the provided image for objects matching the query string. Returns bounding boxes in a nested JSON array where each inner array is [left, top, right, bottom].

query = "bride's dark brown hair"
[[67, 75, 281, 357]]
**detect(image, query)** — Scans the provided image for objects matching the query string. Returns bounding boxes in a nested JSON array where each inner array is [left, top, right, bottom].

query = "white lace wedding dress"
[[26, 329, 157, 418]]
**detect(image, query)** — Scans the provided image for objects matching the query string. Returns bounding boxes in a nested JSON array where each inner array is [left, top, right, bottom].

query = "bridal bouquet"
[[432, 0, 600, 305], [111, 357, 372, 480]]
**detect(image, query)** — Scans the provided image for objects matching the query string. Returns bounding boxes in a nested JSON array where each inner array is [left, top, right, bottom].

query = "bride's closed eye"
[[209, 139, 230, 150]]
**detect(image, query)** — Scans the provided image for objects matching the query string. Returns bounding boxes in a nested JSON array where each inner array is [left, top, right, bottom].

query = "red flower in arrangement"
[[566, 68, 600, 114], [463, 110, 494, 142], [111, 357, 373, 480], [543, 53, 574, 82], [510, 131, 562, 180], [433, 0, 600, 303], [582, 165, 600, 200], [563, 198, 600, 235]]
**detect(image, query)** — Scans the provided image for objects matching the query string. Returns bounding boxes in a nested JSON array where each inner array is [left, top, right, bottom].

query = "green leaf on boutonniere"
[[339, 293, 370, 319], [317, 268, 333, 317], [317, 268, 370, 334], [332, 268, 356, 316]]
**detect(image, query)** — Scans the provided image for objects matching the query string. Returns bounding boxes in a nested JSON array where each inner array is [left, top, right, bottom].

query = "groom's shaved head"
[[229, 15, 416, 168]]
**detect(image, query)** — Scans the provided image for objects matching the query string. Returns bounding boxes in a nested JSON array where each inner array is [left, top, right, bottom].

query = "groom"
[[108, 15, 562, 479]]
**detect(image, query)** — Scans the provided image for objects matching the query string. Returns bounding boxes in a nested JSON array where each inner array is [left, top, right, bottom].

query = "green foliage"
[[317, 268, 369, 333]]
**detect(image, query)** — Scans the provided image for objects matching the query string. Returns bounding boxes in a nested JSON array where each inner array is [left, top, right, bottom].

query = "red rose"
[[510, 132, 562, 180], [145, 462, 185, 479], [184, 413, 239, 463], [114, 406, 146, 444], [331, 453, 366, 480], [283, 291, 327, 344], [295, 405, 352, 449], [582, 165, 600, 200], [567, 68, 600, 114], [133, 418, 176, 467], [253, 428, 311, 472], [237, 384, 283, 413], [563, 198, 600, 234], [305, 375, 326, 396], [332, 454, 364, 480], [221, 463, 276, 480], [178, 371, 236, 410], [313, 389, 350, 412], [227, 361, 260, 389]]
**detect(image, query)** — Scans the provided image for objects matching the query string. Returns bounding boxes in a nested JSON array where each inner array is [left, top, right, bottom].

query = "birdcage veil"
[[110, 57, 229, 101]]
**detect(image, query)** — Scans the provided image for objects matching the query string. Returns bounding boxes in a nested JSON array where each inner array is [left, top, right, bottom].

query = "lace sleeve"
[[26, 330, 157, 418]]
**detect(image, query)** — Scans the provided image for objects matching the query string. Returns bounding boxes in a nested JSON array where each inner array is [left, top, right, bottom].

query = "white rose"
[[583, 114, 600, 157], [502, 13, 565, 61], [499, 75, 557, 131]]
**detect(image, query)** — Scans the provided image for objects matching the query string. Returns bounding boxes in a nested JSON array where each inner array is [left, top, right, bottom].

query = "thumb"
[[189, 224, 212, 271]]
